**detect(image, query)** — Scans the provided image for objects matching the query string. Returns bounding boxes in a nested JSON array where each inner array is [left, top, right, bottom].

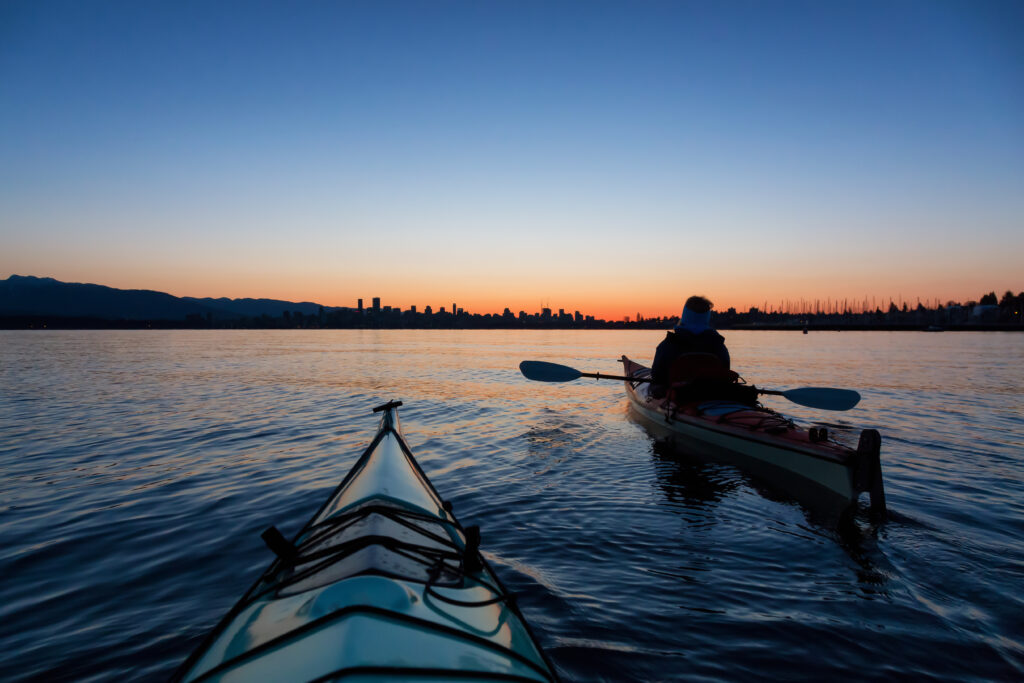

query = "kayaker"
[[651, 295, 736, 400]]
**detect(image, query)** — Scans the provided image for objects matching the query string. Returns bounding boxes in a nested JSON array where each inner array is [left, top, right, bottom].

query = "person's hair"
[[684, 295, 713, 313]]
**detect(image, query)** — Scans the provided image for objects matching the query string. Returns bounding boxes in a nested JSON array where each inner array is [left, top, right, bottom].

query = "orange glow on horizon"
[[155, 283, 1014, 322], [4, 263, 1017, 323]]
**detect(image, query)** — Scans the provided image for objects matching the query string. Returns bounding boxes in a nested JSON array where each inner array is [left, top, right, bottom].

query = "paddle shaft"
[[519, 360, 859, 410], [586, 373, 780, 398], [579, 371, 650, 383]]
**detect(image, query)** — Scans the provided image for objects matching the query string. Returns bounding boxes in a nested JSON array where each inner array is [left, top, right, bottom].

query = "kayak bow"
[[173, 400, 558, 683]]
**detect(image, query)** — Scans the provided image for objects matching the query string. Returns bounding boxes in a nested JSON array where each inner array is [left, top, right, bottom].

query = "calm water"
[[1, 330, 1022, 681]]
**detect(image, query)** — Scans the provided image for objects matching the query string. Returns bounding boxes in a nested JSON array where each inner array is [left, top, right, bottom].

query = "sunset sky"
[[2, 1, 1021, 319]]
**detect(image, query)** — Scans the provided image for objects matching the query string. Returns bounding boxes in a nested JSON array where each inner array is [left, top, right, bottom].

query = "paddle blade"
[[780, 387, 861, 411], [519, 361, 583, 382]]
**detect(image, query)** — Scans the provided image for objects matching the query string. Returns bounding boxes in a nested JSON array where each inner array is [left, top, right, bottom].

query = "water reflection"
[[641, 415, 891, 592], [649, 438, 740, 509]]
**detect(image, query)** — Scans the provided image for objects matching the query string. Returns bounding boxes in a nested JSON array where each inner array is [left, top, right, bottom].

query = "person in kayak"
[[651, 295, 755, 404]]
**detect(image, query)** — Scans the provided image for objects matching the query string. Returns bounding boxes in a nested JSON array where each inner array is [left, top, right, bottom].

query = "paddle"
[[518, 360, 861, 411]]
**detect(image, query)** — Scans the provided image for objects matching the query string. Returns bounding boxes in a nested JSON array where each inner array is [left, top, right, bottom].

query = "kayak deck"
[[173, 401, 558, 683], [621, 356, 885, 515]]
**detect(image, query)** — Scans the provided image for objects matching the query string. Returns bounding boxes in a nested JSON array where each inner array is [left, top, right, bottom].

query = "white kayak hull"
[[173, 401, 558, 683], [621, 356, 885, 515]]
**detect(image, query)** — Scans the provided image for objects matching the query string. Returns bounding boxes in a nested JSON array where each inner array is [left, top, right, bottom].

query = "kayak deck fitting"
[[173, 400, 558, 683], [620, 356, 885, 516]]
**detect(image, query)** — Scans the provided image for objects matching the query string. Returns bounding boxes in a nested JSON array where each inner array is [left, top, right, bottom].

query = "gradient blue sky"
[[2, 0, 1021, 317]]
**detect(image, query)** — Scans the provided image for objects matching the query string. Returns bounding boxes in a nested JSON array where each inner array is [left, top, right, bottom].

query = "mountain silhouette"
[[182, 296, 326, 318], [0, 275, 335, 321]]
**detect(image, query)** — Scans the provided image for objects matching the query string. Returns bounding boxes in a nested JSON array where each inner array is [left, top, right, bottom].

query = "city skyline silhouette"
[[2, 274, 1019, 329]]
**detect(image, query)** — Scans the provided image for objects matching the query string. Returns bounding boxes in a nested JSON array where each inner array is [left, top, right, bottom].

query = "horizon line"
[[3, 273, 1021, 321]]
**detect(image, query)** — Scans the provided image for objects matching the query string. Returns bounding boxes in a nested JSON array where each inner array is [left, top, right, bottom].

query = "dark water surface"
[[1, 330, 1022, 681]]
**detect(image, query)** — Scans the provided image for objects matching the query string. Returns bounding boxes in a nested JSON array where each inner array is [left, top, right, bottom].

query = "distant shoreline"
[[5, 275, 1021, 331], [2, 316, 1021, 332]]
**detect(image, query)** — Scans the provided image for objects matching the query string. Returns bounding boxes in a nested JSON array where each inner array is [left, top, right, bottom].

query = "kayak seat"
[[667, 353, 753, 405]]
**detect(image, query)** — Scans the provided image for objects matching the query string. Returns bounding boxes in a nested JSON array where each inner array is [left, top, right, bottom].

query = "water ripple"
[[0, 330, 1021, 681]]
